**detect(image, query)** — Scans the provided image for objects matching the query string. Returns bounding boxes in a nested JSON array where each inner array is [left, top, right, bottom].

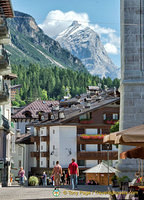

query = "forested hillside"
[[12, 64, 120, 106]]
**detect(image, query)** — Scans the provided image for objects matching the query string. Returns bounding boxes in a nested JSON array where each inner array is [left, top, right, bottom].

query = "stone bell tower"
[[118, 0, 144, 177]]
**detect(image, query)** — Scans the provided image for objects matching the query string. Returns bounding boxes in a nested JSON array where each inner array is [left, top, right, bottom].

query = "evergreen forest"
[[12, 64, 120, 107]]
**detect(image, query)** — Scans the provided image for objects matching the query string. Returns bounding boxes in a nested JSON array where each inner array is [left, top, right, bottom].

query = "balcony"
[[31, 152, 40, 157], [0, 47, 9, 69], [103, 119, 118, 125], [77, 135, 104, 144], [0, 115, 10, 130], [41, 135, 49, 143], [0, 82, 9, 103], [0, 17, 8, 37], [30, 136, 40, 144], [77, 151, 118, 160], [41, 152, 49, 158]]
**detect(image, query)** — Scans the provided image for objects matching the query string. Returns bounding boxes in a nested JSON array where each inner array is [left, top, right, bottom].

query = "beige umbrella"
[[103, 124, 144, 147]]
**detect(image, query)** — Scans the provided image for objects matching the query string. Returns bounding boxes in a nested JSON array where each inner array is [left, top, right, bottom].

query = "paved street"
[[0, 185, 112, 200]]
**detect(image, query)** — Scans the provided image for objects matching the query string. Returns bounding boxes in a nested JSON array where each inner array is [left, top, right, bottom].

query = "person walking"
[[61, 171, 65, 185], [68, 158, 79, 190], [42, 171, 47, 186], [66, 172, 70, 185], [52, 161, 62, 188], [18, 167, 25, 186]]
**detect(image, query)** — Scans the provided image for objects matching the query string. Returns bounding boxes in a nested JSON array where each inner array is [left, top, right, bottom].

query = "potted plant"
[[117, 176, 130, 190], [28, 176, 39, 186], [111, 175, 118, 187]]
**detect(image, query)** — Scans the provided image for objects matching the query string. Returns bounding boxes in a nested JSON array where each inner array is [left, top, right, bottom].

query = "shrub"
[[28, 176, 39, 186]]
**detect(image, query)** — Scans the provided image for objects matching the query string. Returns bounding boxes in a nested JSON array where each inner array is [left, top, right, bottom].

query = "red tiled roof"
[[12, 100, 59, 119]]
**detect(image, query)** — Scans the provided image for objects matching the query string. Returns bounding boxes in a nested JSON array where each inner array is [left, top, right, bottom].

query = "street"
[[0, 185, 110, 200]]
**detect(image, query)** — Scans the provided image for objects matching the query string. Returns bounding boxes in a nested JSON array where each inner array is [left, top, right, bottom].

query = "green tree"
[[41, 89, 48, 100], [110, 121, 119, 133]]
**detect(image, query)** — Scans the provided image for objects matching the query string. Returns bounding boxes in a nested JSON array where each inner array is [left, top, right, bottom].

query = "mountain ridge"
[[55, 21, 119, 79], [6, 11, 87, 72]]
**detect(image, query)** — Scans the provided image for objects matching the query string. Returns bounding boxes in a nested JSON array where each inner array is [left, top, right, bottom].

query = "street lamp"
[[106, 143, 110, 186]]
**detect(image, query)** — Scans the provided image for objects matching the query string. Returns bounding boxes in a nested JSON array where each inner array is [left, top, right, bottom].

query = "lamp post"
[[107, 143, 110, 186]]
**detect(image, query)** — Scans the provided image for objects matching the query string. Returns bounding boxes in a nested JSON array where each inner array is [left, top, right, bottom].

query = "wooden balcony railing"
[[41, 135, 49, 143], [41, 152, 49, 158], [31, 152, 40, 157], [77, 151, 118, 160], [30, 136, 40, 143]]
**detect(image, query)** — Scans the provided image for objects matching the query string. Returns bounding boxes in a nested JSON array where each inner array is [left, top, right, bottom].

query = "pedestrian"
[[42, 171, 47, 186], [66, 171, 70, 185], [61, 171, 65, 185], [68, 158, 79, 190], [18, 167, 25, 186], [52, 161, 62, 188], [51, 175, 55, 186]]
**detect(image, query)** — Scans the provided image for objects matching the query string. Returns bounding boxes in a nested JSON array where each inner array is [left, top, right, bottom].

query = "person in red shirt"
[[68, 158, 79, 190]]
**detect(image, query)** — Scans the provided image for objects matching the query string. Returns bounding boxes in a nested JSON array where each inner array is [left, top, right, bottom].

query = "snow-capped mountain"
[[56, 21, 119, 79]]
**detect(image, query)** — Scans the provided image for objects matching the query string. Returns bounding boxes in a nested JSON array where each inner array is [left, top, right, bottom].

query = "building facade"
[[29, 89, 120, 178], [0, 0, 14, 186], [11, 100, 59, 179], [118, 0, 144, 178]]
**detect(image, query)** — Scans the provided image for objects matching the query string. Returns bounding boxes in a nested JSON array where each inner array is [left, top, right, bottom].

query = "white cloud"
[[104, 43, 118, 54], [90, 24, 115, 35], [39, 10, 120, 55], [39, 10, 89, 38]]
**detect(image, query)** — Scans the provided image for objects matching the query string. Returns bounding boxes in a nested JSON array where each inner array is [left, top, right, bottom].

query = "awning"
[[103, 124, 144, 147], [103, 131, 119, 144], [83, 162, 118, 174], [120, 147, 144, 159]]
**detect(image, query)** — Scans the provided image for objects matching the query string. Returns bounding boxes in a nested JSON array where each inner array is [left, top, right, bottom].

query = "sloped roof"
[[15, 133, 32, 144], [36, 96, 119, 126], [12, 100, 59, 119], [83, 162, 118, 174]]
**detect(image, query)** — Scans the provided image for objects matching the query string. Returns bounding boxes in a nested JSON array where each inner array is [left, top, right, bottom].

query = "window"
[[53, 161, 55, 166], [24, 111, 32, 118], [18, 160, 21, 168], [102, 144, 112, 150], [53, 129, 55, 134], [113, 113, 118, 120], [41, 146, 43, 151], [53, 145, 55, 150], [99, 129, 102, 134], [79, 112, 92, 120], [41, 130, 43, 135], [41, 161, 43, 166], [80, 144, 85, 151], [103, 114, 106, 120], [78, 160, 85, 166]]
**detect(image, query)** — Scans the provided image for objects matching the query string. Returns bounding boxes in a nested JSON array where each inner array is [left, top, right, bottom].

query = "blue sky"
[[11, 0, 120, 67]]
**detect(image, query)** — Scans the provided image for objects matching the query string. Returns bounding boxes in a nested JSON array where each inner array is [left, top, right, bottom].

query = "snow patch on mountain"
[[56, 21, 120, 79]]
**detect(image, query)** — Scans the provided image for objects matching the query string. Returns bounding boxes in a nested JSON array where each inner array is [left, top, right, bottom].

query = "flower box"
[[80, 134, 105, 140]]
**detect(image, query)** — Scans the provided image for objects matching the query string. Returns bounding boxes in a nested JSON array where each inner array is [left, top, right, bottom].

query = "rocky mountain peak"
[[56, 21, 119, 79]]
